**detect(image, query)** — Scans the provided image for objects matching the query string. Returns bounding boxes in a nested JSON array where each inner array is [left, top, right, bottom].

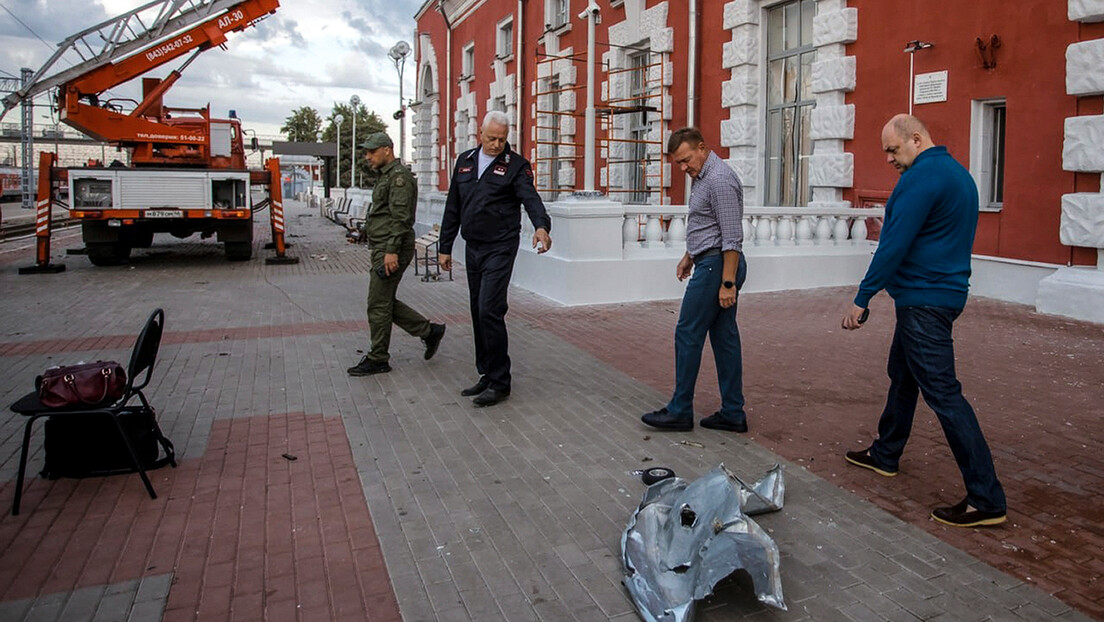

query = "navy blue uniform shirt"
[[439, 144, 552, 254]]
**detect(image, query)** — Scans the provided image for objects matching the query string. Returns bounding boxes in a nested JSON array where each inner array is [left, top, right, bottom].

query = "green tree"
[[281, 106, 323, 142], [322, 102, 387, 188]]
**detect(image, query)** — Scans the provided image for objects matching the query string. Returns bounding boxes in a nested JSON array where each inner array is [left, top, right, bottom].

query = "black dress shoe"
[[472, 387, 510, 407], [700, 412, 748, 433], [423, 323, 446, 360], [461, 377, 489, 396], [931, 498, 1006, 527], [347, 357, 391, 376], [641, 408, 693, 431]]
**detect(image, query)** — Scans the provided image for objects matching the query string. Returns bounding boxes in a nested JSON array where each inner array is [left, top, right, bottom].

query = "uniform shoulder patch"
[[394, 175, 405, 187]]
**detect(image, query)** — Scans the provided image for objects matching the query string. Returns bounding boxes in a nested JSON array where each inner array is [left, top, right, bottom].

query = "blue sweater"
[[855, 146, 979, 310]]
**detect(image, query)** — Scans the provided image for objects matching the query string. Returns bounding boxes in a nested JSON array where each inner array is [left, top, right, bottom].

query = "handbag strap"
[[62, 367, 116, 405]]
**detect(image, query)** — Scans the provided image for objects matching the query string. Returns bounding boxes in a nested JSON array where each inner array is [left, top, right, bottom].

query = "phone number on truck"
[[145, 35, 195, 62]]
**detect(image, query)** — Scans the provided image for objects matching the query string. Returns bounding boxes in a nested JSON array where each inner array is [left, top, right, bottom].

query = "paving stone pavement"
[[0, 199, 1098, 621]]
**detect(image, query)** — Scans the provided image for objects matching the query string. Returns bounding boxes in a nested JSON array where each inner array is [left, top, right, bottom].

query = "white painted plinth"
[[1036, 266, 1104, 323], [512, 241, 879, 306]]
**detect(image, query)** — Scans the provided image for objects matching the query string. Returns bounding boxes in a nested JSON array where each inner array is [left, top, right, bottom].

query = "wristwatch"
[[722, 280, 735, 289]]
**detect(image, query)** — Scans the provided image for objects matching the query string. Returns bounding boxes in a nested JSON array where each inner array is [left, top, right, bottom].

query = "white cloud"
[[2, 0, 422, 143]]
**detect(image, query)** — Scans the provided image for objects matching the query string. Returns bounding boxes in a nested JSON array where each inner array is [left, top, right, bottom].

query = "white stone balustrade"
[[622, 205, 689, 250], [621, 205, 883, 249], [414, 192, 885, 306]]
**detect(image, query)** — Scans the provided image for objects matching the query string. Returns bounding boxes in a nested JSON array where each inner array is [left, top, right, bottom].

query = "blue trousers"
[[870, 306, 1007, 513], [666, 253, 747, 423]]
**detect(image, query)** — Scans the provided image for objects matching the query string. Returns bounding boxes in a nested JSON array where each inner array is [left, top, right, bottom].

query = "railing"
[[621, 205, 884, 249]]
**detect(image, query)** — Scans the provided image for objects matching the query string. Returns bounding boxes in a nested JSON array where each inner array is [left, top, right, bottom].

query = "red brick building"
[[411, 0, 1104, 318]]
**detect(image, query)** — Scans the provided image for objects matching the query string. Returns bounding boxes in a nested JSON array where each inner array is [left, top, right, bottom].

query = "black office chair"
[[8, 308, 176, 515]]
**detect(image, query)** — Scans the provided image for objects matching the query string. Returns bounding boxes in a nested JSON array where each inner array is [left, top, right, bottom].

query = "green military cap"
[[360, 132, 393, 150]]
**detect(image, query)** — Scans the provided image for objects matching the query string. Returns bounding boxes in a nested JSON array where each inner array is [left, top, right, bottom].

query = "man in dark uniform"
[[348, 132, 445, 376], [439, 111, 552, 407]]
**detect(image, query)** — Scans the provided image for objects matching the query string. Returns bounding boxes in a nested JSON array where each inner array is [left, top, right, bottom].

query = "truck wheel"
[[87, 242, 131, 266], [225, 241, 252, 261]]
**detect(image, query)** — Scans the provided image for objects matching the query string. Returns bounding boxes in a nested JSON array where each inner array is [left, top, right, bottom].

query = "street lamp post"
[[388, 41, 412, 162], [350, 94, 360, 187], [334, 113, 344, 188]]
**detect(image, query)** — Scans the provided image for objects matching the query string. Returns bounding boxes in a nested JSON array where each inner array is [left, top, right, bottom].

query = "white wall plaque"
[[914, 70, 948, 105]]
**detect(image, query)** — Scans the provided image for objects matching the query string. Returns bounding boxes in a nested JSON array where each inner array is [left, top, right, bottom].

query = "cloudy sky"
[[1, 0, 427, 142]]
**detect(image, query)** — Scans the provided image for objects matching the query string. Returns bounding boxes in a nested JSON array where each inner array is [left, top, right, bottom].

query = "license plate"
[[145, 209, 183, 218]]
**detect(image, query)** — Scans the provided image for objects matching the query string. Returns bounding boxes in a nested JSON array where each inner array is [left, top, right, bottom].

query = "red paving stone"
[[0, 412, 402, 622], [521, 286, 1104, 619]]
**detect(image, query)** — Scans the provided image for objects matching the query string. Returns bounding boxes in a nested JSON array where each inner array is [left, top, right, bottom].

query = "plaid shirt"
[[685, 151, 744, 257]]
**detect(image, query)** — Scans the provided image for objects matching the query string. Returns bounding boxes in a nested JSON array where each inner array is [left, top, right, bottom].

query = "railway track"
[[0, 217, 75, 241]]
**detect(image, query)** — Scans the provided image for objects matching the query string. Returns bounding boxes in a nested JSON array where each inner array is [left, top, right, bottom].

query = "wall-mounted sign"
[[914, 71, 948, 105]]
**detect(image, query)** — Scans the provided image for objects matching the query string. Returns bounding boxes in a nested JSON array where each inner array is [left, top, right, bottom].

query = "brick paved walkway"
[[0, 199, 1098, 621]]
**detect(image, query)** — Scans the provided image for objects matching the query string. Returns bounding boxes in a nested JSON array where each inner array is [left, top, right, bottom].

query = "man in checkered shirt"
[[642, 127, 749, 433]]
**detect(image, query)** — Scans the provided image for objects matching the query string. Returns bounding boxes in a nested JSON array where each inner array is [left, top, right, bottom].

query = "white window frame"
[[461, 43, 475, 82], [626, 48, 651, 204], [762, 0, 817, 207], [547, 0, 569, 31], [970, 98, 1006, 212], [420, 64, 436, 99], [497, 17, 514, 60]]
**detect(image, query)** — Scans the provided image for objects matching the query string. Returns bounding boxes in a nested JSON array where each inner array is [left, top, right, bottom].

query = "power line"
[[0, 2, 55, 51]]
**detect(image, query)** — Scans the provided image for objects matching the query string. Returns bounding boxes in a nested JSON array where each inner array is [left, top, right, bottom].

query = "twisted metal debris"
[[621, 464, 786, 621]]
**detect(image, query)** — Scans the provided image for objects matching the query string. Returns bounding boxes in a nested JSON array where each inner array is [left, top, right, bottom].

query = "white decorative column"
[[1036, 1, 1104, 323], [412, 36, 441, 197], [532, 37, 578, 196], [720, 0, 761, 205], [454, 83, 478, 155], [485, 60, 518, 145], [808, 1, 856, 208]]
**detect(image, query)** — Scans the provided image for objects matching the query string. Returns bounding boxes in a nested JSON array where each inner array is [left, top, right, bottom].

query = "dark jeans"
[[465, 240, 519, 391], [870, 306, 1007, 513], [666, 253, 748, 422]]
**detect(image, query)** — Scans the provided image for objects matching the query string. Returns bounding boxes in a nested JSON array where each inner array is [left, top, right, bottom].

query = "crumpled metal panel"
[[621, 464, 786, 622]]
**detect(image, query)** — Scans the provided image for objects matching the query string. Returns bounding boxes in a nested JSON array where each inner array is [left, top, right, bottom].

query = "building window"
[[461, 43, 475, 81], [971, 99, 1006, 211], [420, 65, 435, 99], [498, 18, 514, 59], [627, 49, 650, 204], [764, 0, 816, 207], [457, 109, 471, 151], [548, 0, 569, 30]]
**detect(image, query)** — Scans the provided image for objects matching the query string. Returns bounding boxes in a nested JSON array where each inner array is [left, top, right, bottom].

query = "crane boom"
[[13, 0, 298, 271], [0, 0, 277, 117]]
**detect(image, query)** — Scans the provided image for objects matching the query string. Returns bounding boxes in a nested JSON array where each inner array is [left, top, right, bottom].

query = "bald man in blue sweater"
[[842, 114, 1007, 528]]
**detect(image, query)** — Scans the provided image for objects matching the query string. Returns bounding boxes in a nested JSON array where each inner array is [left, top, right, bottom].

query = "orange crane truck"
[[1, 0, 296, 268]]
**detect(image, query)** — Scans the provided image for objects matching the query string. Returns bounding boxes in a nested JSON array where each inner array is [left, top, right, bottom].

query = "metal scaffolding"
[[531, 44, 666, 203], [532, 51, 584, 198], [599, 48, 666, 204]]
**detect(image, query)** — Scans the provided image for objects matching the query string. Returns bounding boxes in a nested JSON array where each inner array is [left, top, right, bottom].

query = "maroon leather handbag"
[[38, 361, 127, 408]]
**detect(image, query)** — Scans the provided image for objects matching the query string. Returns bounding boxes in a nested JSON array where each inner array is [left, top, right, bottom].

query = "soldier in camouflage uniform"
[[348, 132, 446, 376]]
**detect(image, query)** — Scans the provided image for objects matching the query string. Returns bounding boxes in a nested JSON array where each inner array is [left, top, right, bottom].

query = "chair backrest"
[[126, 308, 164, 394]]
